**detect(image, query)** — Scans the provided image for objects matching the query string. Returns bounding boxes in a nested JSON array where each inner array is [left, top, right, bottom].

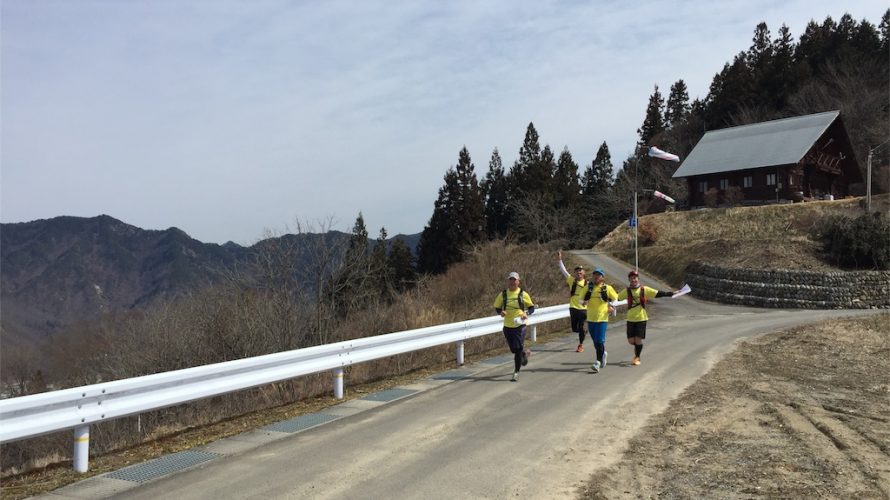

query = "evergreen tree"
[[769, 24, 797, 109], [452, 146, 486, 244], [637, 85, 665, 149], [880, 9, 890, 54], [385, 238, 416, 292], [552, 147, 581, 209], [748, 22, 775, 109], [849, 19, 884, 65], [346, 212, 369, 261], [581, 142, 614, 195], [371, 227, 389, 296], [664, 80, 691, 128], [417, 175, 456, 274], [326, 212, 373, 316], [417, 147, 486, 274], [532, 144, 557, 201], [704, 52, 755, 128], [481, 148, 510, 239], [508, 122, 543, 197]]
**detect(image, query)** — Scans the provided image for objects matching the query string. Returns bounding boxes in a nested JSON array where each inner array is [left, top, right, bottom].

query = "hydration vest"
[[570, 279, 586, 297], [626, 286, 647, 309], [502, 288, 527, 311]]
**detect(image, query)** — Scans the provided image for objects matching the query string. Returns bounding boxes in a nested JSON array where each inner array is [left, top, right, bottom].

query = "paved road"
[[95, 253, 877, 499]]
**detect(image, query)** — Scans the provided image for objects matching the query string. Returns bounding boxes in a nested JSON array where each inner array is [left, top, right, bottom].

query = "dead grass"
[[595, 195, 889, 287], [0, 323, 573, 500], [0, 240, 572, 498]]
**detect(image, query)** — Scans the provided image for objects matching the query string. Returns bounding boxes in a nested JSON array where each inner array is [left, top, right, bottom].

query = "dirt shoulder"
[[581, 313, 890, 499]]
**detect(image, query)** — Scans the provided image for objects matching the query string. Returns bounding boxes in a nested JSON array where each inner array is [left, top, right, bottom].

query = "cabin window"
[[766, 173, 777, 186], [719, 178, 729, 190], [743, 176, 752, 188], [698, 181, 708, 193]]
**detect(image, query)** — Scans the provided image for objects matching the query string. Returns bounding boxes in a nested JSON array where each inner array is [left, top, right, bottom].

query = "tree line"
[[416, 10, 890, 275]]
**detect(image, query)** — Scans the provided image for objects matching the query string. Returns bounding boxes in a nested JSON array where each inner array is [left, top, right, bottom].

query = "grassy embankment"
[[593, 194, 889, 287]]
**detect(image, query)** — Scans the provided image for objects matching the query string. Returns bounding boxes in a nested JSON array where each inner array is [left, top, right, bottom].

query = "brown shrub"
[[703, 188, 719, 208], [637, 219, 659, 246], [724, 186, 744, 207]]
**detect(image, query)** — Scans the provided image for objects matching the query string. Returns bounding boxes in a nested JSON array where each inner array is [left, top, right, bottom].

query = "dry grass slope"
[[594, 195, 889, 286]]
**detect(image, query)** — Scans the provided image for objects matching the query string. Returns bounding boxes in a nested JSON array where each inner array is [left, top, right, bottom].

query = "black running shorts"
[[626, 321, 647, 339]]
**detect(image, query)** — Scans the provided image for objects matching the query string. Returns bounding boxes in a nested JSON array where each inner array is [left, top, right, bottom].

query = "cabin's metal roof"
[[672, 110, 840, 178]]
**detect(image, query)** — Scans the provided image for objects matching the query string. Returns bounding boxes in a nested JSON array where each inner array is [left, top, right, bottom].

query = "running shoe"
[[521, 351, 528, 366], [632, 356, 641, 366], [602, 351, 608, 368], [511, 371, 518, 382], [591, 361, 600, 373], [576, 344, 584, 353]]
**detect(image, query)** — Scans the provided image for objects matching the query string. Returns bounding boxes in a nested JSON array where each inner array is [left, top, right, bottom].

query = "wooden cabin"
[[672, 110, 862, 207]]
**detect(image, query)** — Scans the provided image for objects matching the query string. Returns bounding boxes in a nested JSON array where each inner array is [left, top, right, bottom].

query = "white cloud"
[[2, 0, 886, 243]]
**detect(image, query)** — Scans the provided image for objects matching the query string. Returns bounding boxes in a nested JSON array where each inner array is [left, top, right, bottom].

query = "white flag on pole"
[[672, 284, 691, 298], [648, 146, 680, 162]]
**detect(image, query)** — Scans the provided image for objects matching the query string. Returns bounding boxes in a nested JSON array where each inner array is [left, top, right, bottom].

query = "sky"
[[2, 0, 886, 245]]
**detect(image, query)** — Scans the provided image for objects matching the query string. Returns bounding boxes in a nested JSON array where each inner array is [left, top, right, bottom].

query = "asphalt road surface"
[[101, 253, 878, 499]]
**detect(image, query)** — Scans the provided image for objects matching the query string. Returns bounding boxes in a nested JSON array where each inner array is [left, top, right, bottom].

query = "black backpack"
[[502, 288, 527, 311]]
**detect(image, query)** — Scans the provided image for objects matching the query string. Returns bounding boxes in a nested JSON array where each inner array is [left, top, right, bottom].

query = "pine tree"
[[325, 212, 373, 316], [508, 122, 543, 197], [748, 22, 774, 71], [637, 85, 665, 149], [371, 227, 389, 296], [481, 148, 510, 238], [552, 147, 581, 209], [417, 147, 486, 274], [769, 24, 797, 109], [452, 146, 486, 244], [704, 52, 755, 128], [664, 80, 691, 128], [880, 9, 890, 54], [346, 212, 369, 261], [385, 238, 416, 292], [531, 144, 557, 202], [417, 175, 456, 274], [582, 142, 614, 195]]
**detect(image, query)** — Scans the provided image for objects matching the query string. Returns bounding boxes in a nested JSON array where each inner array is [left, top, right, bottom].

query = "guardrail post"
[[456, 341, 465, 365], [73, 425, 90, 473], [530, 325, 537, 343], [333, 368, 344, 399]]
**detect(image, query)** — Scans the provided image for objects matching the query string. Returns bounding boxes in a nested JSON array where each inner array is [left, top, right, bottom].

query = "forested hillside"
[[416, 11, 890, 272]]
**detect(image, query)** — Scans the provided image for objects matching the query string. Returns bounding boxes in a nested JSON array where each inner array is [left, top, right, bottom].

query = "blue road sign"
[[628, 217, 637, 228]]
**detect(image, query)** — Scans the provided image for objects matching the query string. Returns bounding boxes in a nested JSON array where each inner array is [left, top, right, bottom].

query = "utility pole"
[[868, 147, 873, 212], [867, 140, 889, 213]]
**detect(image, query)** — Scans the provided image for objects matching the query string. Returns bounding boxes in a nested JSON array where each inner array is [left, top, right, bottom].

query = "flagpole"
[[634, 190, 639, 270]]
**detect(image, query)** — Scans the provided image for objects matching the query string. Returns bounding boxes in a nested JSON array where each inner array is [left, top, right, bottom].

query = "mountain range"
[[0, 215, 419, 349]]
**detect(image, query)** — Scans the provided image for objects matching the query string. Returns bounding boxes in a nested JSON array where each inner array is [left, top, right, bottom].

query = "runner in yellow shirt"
[[493, 271, 536, 382], [582, 268, 618, 373], [616, 270, 677, 366], [557, 250, 588, 352]]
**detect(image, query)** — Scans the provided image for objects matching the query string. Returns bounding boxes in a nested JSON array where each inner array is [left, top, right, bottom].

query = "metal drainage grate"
[[480, 354, 514, 365], [262, 413, 338, 433], [106, 450, 220, 483], [431, 370, 473, 380], [361, 388, 417, 402]]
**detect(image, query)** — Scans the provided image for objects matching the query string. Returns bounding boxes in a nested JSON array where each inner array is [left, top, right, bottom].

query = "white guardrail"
[[0, 304, 570, 472]]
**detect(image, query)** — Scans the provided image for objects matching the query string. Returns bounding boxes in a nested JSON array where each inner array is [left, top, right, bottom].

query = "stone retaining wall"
[[684, 262, 890, 309]]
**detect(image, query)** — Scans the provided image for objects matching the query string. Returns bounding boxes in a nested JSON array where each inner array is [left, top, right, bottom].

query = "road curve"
[[86, 254, 878, 500]]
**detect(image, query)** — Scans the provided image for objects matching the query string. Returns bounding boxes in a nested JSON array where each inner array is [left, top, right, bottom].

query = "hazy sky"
[[2, 1, 885, 244]]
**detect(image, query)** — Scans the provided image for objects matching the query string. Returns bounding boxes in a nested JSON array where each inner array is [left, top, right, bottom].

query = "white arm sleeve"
[[558, 260, 569, 278]]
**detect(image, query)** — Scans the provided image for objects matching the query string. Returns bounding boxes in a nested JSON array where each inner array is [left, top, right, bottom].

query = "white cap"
[[507, 271, 520, 280]]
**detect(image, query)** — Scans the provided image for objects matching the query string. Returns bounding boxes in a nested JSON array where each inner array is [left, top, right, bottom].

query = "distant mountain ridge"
[[0, 215, 420, 347]]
